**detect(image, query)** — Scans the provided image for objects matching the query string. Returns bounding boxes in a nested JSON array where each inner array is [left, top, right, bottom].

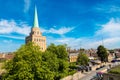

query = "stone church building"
[[25, 7, 46, 51]]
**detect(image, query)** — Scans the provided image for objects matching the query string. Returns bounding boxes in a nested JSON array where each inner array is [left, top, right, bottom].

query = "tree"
[[79, 48, 85, 53], [97, 45, 108, 62], [47, 43, 69, 79], [47, 43, 68, 60], [2, 42, 54, 80], [77, 52, 89, 66], [2, 43, 69, 80], [109, 49, 114, 53]]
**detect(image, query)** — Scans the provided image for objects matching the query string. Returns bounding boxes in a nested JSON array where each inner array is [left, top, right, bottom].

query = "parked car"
[[100, 65, 105, 68], [111, 60, 117, 63], [96, 67, 100, 70], [78, 65, 91, 72]]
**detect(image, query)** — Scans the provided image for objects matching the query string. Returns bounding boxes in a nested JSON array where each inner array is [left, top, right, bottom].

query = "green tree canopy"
[[77, 52, 89, 66], [2, 43, 69, 80], [2, 42, 43, 80], [97, 45, 108, 62], [46, 43, 69, 79], [47, 43, 68, 60]]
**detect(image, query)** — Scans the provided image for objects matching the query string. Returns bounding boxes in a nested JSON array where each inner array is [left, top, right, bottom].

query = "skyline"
[[0, 0, 120, 52]]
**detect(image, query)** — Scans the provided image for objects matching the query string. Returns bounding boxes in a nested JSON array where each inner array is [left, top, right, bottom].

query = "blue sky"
[[0, 0, 120, 52]]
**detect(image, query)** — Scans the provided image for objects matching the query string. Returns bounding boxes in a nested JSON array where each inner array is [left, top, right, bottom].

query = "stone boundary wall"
[[61, 72, 85, 80]]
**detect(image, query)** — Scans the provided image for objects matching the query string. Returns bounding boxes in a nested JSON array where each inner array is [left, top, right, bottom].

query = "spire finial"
[[33, 5, 39, 28]]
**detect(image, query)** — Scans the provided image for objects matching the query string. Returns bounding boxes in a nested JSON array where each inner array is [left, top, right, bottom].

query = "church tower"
[[25, 6, 46, 51]]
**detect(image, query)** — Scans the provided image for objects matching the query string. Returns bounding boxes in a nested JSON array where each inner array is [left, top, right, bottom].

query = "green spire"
[[33, 6, 39, 28]]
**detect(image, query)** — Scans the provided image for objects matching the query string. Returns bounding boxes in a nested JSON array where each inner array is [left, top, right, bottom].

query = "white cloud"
[[47, 18, 120, 49], [0, 19, 74, 40], [95, 4, 120, 13], [82, 37, 120, 49], [84, 18, 120, 49], [48, 37, 120, 50], [41, 27, 74, 35], [0, 19, 31, 35], [104, 37, 120, 48], [96, 18, 120, 37], [1, 17, 120, 50], [47, 37, 85, 49], [3, 40, 12, 43], [95, 5, 120, 13], [24, 0, 31, 13], [0, 35, 25, 40], [93, 18, 120, 49]]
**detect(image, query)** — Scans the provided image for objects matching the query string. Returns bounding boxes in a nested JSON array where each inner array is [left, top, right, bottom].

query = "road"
[[79, 66, 107, 80]]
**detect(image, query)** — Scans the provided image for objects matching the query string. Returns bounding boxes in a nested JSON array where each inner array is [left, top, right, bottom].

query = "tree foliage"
[[77, 52, 89, 66], [47, 43, 68, 60], [97, 45, 108, 62], [2, 43, 69, 80], [46, 43, 69, 79]]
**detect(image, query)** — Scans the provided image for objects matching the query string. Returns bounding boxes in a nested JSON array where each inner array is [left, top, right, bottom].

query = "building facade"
[[69, 52, 79, 62], [25, 7, 46, 51], [68, 49, 97, 62]]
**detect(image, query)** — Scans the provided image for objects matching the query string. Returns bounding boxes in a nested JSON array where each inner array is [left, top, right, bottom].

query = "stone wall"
[[61, 72, 85, 80]]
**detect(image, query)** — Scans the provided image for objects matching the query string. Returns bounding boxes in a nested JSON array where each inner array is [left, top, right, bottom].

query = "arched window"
[[37, 31, 39, 34], [34, 38, 36, 41], [32, 32, 34, 34]]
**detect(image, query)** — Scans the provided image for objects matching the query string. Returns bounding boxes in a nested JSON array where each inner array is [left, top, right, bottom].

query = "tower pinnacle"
[[26, 5, 46, 52], [33, 6, 39, 28]]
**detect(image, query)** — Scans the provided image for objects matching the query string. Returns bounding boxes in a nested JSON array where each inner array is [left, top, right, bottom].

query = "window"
[[37, 31, 39, 34], [32, 32, 34, 34], [40, 48, 43, 50], [34, 38, 36, 41]]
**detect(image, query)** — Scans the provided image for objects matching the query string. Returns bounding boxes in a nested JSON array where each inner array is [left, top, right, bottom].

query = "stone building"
[[69, 52, 79, 62], [25, 7, 46, 51], [68, 49, 79, 62], [68, 49, 97, 62]]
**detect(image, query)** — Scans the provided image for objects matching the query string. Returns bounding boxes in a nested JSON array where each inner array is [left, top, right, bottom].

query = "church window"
[[37, 31, 39, 34], [32, 32, 34, 34], [34, 38, 36, 41]]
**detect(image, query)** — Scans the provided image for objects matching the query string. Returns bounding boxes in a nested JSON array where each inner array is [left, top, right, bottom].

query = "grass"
[[109, 65, 120, 74]]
